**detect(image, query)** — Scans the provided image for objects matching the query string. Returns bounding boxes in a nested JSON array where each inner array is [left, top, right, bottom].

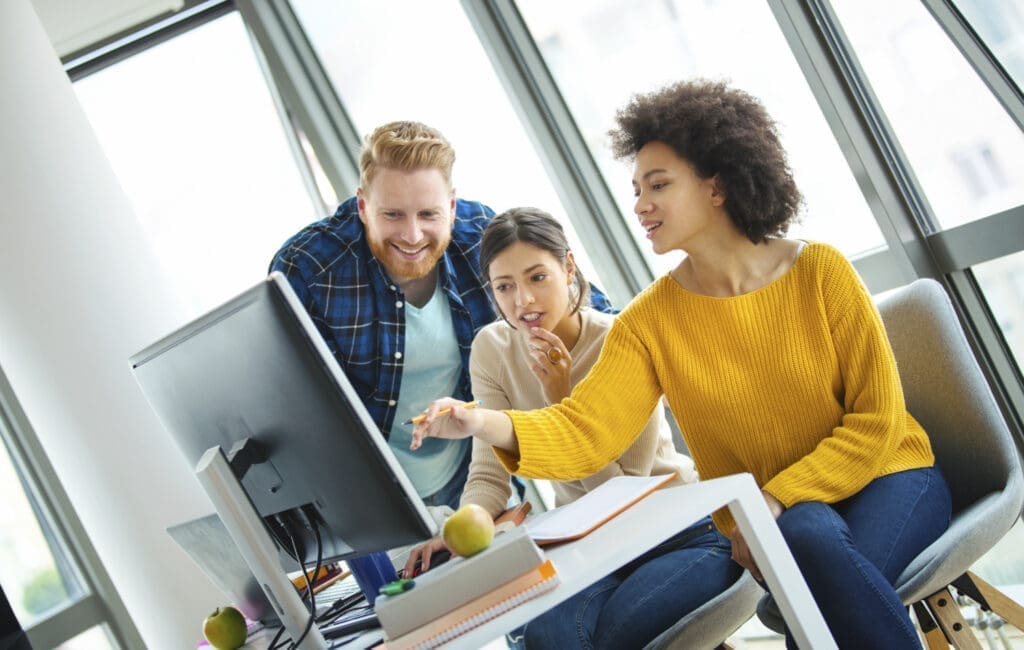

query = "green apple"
[[203, 605, 247, 649], [442, 503, 495, 557]]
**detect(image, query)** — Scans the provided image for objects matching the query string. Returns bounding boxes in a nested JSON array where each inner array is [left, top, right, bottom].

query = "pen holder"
[[347, 551, 397, 606]]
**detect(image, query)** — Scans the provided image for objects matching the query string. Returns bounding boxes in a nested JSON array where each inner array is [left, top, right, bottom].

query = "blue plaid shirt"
[[270, 196, 612, 438]]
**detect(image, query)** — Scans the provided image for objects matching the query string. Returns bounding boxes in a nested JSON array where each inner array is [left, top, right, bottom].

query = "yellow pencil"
[[403, 399, 482, 426]]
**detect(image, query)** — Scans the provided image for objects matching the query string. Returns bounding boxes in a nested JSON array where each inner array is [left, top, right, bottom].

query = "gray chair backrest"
[[875, 279, 1022, 515]]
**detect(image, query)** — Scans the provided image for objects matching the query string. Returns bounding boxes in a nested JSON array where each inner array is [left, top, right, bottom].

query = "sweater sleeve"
[[762, 250, 911, 506], [577, 404, 664, 491], [459, 334, 515, 517], [494, 317, 664, 480]]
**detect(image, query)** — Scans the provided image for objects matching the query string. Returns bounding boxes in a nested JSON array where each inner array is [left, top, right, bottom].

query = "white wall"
[[0, 1, 225, 647]]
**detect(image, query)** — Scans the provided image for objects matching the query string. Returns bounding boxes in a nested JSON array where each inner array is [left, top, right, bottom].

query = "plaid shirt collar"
[[270, 196, 497, 437]]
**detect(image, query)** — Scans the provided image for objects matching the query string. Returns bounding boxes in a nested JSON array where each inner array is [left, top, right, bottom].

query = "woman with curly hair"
[[411, 80, 951, 648]]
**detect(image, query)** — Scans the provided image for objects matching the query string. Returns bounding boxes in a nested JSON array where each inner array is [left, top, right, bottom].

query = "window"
[[973, 251, 1024, 369], [73, 12, 320, 315], [831, 0, 1024, 230], [0, 370, 121, 649], [514, 0, 886, 275], [288, 0, 605, 288], [952, 0, 1024, 91], [0, 438, 84, 628]]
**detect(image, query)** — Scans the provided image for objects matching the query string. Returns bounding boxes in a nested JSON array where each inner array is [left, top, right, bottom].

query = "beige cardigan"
[[460, 309, 696, 516]]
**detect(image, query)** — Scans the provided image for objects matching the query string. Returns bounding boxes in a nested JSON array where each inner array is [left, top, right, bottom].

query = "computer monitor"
[[130, 272, 437, 565]]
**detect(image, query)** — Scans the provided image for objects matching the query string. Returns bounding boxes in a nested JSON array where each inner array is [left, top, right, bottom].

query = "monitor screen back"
[[131, 274, 436, 562]]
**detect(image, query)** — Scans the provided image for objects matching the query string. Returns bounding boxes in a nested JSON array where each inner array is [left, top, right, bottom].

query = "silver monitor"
[[131, 272, 437, 564]]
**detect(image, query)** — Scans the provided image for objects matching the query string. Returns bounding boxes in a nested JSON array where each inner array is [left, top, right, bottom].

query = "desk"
[[246, 473, 836, 649], [443, 473, 835, 650]]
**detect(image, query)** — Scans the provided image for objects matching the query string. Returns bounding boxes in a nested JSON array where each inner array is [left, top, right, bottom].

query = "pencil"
[[403, 399, 482, 426], [312, 569, 350, 595]]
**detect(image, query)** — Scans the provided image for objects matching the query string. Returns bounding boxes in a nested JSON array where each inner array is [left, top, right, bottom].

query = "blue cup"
[[347, 551, 397, 606]]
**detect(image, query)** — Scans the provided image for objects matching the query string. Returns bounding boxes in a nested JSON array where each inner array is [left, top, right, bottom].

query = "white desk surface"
[[442, 473, 835, 649], [247, 473, 836, 649]]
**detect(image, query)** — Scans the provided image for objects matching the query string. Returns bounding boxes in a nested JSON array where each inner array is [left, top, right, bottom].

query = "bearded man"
[[271, 121, 613, 508]]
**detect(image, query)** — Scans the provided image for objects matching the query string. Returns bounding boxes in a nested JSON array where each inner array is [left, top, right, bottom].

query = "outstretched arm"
[[410, 399, 516, 453], [414, 317, 662, 483]]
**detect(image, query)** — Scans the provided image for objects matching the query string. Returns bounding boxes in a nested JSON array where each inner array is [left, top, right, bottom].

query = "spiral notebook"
[[377, 560, 559, 650]]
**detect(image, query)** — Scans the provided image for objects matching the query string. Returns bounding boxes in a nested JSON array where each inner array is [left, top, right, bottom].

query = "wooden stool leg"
[[913, 601, 951, 650], [954, 571, 1024, 631], [925, 588, 982, 649]]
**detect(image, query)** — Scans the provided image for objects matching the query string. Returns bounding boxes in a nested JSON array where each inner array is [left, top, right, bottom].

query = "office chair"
[[645, 570, 762, 650], [756, 278, 1024, 648]]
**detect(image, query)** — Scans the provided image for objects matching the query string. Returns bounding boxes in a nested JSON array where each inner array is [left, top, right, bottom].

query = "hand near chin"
[[410, 397, 485, 450], [526, 327, 572, 404]]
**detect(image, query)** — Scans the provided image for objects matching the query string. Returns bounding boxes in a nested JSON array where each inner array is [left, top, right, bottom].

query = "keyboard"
[[321, 605, 378, 639], [315, 576, 360, 606]]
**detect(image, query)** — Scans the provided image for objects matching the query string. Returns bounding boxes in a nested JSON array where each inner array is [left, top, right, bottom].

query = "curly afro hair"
[[609, 80, 802, 244]]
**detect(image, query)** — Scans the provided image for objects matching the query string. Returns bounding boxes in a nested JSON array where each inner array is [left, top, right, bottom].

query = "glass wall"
[[953, 0, 1024, 91], [974, 251, 1024, 369], [0, 439, 83, 628], [0, 368, 125, 648], [289, 0, 605, 287], [73, 12, 319, 316], [515, 0, 886, 274], [832, 0, 1024, 231]]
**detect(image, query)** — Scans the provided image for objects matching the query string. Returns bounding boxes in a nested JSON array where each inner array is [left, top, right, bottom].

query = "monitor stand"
[[195, 446, 327, 649]]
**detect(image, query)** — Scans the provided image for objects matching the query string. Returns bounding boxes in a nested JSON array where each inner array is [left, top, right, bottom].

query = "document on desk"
[[526, 473, 678, 545]]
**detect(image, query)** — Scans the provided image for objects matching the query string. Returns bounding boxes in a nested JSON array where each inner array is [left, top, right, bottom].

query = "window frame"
[[0, 366, 143, 649]]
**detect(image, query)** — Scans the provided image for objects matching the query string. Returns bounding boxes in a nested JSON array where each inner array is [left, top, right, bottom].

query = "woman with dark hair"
[[404, 206, 740, 649], [411, 80, 951, 648]]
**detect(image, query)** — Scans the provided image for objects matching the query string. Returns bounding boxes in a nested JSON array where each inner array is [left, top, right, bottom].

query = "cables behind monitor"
[[269, 509, 323, 650]]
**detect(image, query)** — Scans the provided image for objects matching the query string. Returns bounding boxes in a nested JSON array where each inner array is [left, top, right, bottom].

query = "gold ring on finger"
[[546, 347, 563, 365]]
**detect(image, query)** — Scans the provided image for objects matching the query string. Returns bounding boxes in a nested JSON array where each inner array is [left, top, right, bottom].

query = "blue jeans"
[[511, 517, 741, 649], [420, 445, 470, 510], [770, 466, 951, 649]]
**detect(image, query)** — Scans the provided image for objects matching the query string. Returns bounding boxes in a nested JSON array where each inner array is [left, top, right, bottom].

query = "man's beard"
[[366, 233, 451, 282]]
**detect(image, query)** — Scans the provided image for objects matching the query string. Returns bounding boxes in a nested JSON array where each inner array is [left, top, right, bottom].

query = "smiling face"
[[357, 167, 455, 285], [487, 241, 576, 341], [632, 140, 725, 255]]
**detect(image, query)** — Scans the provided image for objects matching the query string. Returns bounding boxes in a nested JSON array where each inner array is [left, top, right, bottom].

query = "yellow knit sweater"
[[495, 242, 934, 532]]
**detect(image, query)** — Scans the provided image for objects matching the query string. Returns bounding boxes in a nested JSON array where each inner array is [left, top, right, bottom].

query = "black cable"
[[267, 624, 287, 650], [316, 590, 364, 625]]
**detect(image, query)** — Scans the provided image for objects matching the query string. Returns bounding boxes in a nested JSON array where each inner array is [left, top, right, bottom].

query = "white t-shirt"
[[388, 280, 468, 497]]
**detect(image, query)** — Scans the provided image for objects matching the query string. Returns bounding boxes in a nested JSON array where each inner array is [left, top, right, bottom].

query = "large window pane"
[[973, 251, 1024, 369], [515, 0, 885, 275], [0, 437, 84, 628], [952, 0, 1024, 92], [832, 0, 1024, 230], [73, 13, 319, 315], [289, 0, 605, 288]]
